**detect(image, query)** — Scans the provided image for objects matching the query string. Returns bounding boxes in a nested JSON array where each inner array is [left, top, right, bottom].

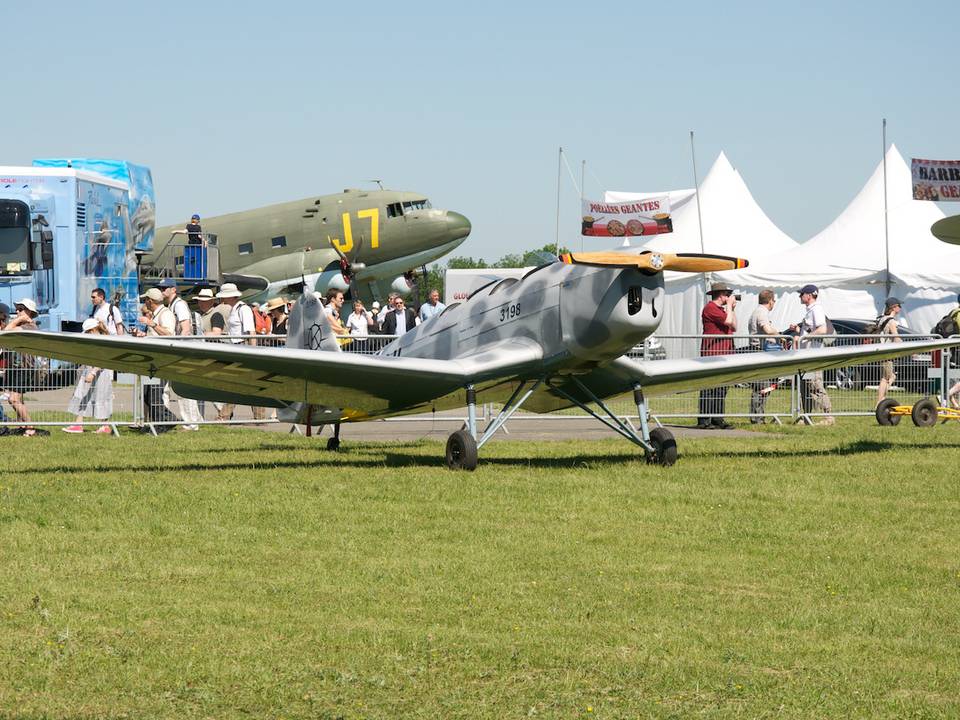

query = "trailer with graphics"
[[0, 158, 155, 331]]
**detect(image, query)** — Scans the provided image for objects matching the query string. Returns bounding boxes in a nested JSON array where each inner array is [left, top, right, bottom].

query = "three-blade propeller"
[[559, 251, 749, 273]]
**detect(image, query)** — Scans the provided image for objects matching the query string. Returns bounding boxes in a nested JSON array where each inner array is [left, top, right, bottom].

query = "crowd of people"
[[698, 283, 909, 428], [0, 277, 949, 434], [0, 284, 448, 434]]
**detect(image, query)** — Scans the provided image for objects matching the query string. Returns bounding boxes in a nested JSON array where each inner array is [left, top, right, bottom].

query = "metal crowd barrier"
[[0, 332, 953, 433]]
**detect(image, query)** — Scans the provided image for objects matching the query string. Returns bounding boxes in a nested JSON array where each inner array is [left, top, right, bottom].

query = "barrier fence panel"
[[0, 331, 953, 431]]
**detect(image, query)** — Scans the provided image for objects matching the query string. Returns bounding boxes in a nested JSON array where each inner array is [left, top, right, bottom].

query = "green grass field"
[[1, 421, 958, 718]]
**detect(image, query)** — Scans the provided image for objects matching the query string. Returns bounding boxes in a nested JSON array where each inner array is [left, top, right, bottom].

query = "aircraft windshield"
[[386, 199, 432, 218]]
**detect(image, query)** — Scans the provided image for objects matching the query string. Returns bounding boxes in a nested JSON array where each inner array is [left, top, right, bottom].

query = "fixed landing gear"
[[326, 422, 341, 451], [445, 429, 478, 470], [647, 427, 678, 466], [442, 379, 679, 470]]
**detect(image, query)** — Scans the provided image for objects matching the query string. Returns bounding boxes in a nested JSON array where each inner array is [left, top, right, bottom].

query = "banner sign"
[[581, 196, 672, 237], [912, 158, 960, 201]]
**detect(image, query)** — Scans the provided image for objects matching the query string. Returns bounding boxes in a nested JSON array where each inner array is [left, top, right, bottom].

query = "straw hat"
[[264, 297, 286, 312], [81, 318, 100, 332], [194, 288, 217, 301]]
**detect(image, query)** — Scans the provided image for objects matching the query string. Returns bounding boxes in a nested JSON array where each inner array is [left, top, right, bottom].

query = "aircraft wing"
[[524, 339, 960, 412], [0, 332, 542, 418]]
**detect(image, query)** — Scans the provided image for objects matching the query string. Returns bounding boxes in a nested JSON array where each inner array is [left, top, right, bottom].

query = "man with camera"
[[696, 282, 738, 430]]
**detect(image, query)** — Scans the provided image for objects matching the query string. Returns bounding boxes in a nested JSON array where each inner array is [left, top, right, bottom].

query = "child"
[[62, 319, 113, 434]]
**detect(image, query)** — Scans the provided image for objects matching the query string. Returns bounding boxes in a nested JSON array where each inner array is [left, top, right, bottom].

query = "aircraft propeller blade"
[[560, 251, 748, 273]]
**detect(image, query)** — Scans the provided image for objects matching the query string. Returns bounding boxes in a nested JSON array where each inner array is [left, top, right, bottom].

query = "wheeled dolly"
[[875, 397, 960, 427]]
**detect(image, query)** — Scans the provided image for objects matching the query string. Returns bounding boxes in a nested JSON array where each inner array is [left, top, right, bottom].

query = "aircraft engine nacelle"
[[390, 275, 415, 297], [315, 266, 351, 294]]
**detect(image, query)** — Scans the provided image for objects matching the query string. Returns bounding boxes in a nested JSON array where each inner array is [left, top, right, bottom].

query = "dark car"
[[825, 318, 933, 393]]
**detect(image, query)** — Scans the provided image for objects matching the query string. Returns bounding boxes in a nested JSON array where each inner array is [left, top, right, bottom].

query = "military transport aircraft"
[[147, 187, 471, 302], [3, 249, 957, 470]]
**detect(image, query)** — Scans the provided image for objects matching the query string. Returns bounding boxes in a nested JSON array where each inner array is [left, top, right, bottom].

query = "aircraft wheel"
[[326, 437, 340, 451], [911, 397, 938, 427], [445, 430, 478, 471], [875, 398, 901, 426], [647, 427, 678, 466]]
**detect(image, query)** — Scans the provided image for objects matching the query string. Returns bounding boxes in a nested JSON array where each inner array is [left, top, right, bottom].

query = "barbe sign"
[[912, 158, 960, 201]]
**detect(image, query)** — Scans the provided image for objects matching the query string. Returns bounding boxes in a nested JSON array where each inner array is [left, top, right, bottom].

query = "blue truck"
[[0, 158, 155, 331]]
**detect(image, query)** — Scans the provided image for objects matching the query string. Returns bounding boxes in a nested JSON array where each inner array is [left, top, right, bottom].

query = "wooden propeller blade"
[[560, 251, 748, 273]]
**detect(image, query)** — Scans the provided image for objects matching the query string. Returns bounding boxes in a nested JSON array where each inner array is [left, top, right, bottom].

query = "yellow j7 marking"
[[331, 207, 380, 254]]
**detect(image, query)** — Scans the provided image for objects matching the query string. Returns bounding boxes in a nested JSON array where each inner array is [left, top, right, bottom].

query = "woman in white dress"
[[63, 319, 113, 434]]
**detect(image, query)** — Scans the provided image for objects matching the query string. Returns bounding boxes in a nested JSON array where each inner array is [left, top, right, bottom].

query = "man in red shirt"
[[696, 282, 738, 429]]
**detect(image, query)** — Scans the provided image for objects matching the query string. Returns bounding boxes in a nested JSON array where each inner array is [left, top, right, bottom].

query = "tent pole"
[[580, 159, 586, 253], [555, 146, 563, 258], [882, 119, 891, 297], [690, 131, 709, 289]]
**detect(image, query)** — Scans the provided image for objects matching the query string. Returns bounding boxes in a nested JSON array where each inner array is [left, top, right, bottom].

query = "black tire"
[[647, 427, 678, 466], [911, 397, 938, 427], [326, 437, 340, 451], [445, 429, 478, 471], [875, 398, 901, 426]]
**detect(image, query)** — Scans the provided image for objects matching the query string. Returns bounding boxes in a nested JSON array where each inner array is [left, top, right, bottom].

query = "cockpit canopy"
[[386, 199, 432, 217]]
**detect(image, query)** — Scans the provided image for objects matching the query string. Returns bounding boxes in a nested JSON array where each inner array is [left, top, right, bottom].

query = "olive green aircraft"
[[146, 188, 472, 302]]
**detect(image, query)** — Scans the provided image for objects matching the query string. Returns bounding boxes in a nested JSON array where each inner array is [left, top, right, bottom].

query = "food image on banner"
[[581, 196, 672, 236], [912, 158, 960, 201]]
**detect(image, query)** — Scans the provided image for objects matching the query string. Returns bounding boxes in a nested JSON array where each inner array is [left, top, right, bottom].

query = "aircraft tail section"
[[285, 290, 341, 353]]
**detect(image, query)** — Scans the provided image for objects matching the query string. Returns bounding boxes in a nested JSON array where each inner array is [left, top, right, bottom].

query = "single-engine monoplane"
[[2, 249, 957, 469]]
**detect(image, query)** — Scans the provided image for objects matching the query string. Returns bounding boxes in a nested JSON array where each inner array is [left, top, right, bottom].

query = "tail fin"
[[277, 291, 342, 425], [285, 291, 341, 353]]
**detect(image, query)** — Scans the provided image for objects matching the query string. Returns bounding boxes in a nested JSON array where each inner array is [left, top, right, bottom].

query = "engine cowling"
[[315, 265, 351, 293], [390, 275, 415, 296]]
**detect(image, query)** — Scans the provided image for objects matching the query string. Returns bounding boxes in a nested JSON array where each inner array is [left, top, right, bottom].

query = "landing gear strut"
[[442, 379, 678, 470], [326, 422, 341, 451]]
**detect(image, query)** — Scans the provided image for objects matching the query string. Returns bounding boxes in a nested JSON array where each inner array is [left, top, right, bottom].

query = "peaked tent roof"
[[721, 144, 949, 288], [605, 151, 798, 260]]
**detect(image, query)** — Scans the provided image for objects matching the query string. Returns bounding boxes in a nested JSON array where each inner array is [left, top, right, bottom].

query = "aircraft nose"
[[446, 211, 472, 241]]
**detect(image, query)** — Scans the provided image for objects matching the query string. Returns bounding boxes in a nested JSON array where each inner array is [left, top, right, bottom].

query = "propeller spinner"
[[560, 250, 748, 273]]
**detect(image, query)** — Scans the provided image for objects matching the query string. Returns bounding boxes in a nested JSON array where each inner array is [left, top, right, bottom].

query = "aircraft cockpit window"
[[386, 203, 404, 218], [401, 200, 431, 213], [439, 302, 460, 317]]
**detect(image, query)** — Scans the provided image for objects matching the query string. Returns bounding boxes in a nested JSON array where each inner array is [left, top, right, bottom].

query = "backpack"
[[863, 315, 894, 343], [252, 306, 271, 335], [931, 309, 960, 338]]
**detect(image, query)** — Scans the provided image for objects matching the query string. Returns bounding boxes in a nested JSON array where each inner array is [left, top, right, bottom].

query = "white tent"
[[606, 152, 799, 338], [715, 144, 953, 335]]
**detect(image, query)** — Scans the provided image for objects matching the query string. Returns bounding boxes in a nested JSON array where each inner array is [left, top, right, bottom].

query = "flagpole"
[[580, 159, 586, 252], [555, 146, 563, 257], [690, 131, 706, 255], [882, 118, 891, 296]]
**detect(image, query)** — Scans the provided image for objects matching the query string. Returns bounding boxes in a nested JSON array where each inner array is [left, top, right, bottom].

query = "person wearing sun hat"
[[789, 283, 834, 425], [875, 296, 903, 406], [695, 282, 738, 430], [0, 298, 40, 435], [63, 319, 114, 434], [194, 288, 229, 337], [263, 297, 288, 335], [184, 213, 206, 280]]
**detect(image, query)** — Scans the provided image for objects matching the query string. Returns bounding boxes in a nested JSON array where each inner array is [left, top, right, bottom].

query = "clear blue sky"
[[3, 1, 957, 261]]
